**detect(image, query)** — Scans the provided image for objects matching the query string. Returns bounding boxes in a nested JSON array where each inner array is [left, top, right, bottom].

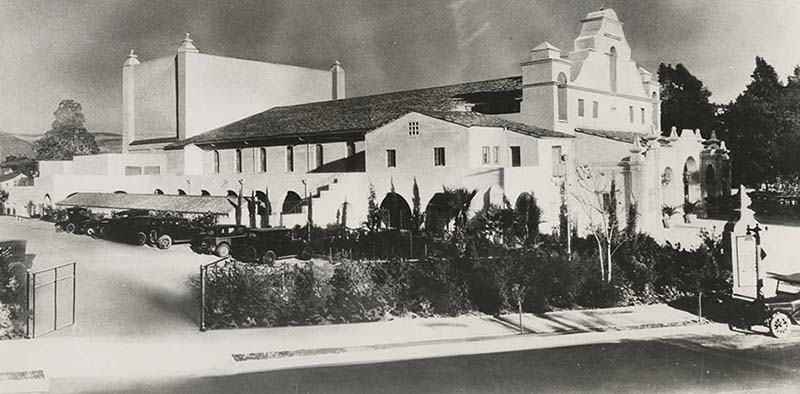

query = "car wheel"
[[157, 234, 173, 250], [215, 243, 231, 258], [299, 247, 312, 261], [134, 232, 148, 246], [65, 223, 76, 233], [769, 312, 792, 339], [261, 250, 277, 266], [240, 247, 258, 262], [93, 227, 104, 239], [148, 229, 159, 245]]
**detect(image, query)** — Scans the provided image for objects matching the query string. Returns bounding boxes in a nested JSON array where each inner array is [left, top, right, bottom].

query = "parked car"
[[90, 210, 150, 240], [54, 207, 91, 233], [728, 272, 800, 338], [98, 216, 162, 245], [142, 217, 204, 250], [192, 224, 248, 257], [230, 228, 312, 265]]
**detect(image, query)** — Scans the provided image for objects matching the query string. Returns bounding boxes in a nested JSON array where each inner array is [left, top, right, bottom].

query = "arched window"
[[282, 191, 303, 214], [235, 149, 242, 173], [154, 189, 164, 195], [177, 189, 187, 196], [213, 150, 220, 174], [200, 190, 210, 196], [557, 72, 568, 121], [315, 144, 324, 169], [609, 47, 618, 93], [259, 148, 267, 172], [286, 146, 294, 172]]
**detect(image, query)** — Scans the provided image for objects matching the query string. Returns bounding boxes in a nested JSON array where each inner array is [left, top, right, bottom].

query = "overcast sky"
[[1, 0, 798, 135]]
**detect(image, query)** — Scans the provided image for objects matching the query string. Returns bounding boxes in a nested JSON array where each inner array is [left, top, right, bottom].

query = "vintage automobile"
[[140, 217, 204, 250], [96, 216, 155, 245], [54, 207, 91, 233], [90, 210, 151, 240], [192, 224, 248, 257], [728, 272, 800, 338], [230, 228, 312, 265]]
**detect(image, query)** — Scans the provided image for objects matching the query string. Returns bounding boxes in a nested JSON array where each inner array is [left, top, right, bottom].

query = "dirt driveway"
[[0, 217, 219, 338]]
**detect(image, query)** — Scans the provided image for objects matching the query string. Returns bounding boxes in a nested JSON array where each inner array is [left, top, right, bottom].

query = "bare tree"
[[570, 164, 627, 283]]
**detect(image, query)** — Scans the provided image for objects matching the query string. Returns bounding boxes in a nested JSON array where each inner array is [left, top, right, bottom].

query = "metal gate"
[[26, 262, 76, 339]]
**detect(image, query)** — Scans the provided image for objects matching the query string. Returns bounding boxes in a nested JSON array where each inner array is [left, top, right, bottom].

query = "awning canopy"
[[56, 192, 234, 215]]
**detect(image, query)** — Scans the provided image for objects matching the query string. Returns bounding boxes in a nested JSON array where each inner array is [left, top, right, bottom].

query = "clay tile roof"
[[574, 128, 645, 143], [56, 192, 234, 215], [0, 171, 23, 183], [421, 111, 573, 139], [165, 76, 524, 149]]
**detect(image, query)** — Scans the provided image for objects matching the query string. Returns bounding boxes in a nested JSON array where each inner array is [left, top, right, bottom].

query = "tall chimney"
[[122, 49, 140, 153], [330, 61, 345, 100]]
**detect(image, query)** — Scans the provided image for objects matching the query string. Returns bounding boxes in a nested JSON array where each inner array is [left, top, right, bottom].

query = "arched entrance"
[[379, 192, 411, 230], [154, 189, 164, 195], [282, 191, 303, 214], [683, 157, 701, 203], [515, 192, 541, 240], [425, 193, 451, 233]]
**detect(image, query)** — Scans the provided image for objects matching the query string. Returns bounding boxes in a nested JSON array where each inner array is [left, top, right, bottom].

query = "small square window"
[[578, 99, 585, 117], [386, 149, 396, 167], [482, 146, 490, 164], [434, 147, 446, 167], [592, 101, 599, 118], [492, 146, 499, 164], [408, 121, 420, 136]]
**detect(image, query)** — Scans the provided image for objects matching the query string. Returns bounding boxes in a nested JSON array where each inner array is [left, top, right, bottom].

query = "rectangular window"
[[592, 100, 599, 118], [552, 145, 564, 177], [235, 149, 243, 173], [259, 148, 267, 172], [578, 99, 585, 117], [434, 147, 446, 167], [143, 166, 160, 175], [386, 149, 396, 167], [629, 106, 634, 123], [482, 146, 490, 164], [124, 166, 142, 176], [286, 146, 294, 172], [510, 146, 521, 167], [640, 107, 646, 124], [492, 146, 499, 164], [408, 121, 420, 136]]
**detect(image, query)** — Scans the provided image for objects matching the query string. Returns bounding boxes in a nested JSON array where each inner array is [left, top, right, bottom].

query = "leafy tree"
[[720, 57, 794, 186], [365, 184, 381, 232], [1, 156, 38, 178], [658, 63, 718, 134], [34, 99, 100, 160], [0, 189, 8, 205], [441, 187, 477, 231], [411, 178, 422, 234], [514, 192, 541, 243]]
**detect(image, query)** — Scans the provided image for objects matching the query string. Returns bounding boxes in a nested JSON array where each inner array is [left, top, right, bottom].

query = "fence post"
[[200, 265, 207, 332], [53, 267, 58, 333], [72, 262, 76, 326], [25, 269, 32, 339]]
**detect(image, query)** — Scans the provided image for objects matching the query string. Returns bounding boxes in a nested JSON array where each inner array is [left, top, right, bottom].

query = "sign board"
[[733, 235, 758, 300]]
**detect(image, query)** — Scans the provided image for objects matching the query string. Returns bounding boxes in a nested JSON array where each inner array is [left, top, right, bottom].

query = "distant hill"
[[8, 131, 122, 155], [0, 131, 35, 161]]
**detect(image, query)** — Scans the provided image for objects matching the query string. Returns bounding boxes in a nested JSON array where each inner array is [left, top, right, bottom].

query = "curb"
[[230, 318, 705, 363]]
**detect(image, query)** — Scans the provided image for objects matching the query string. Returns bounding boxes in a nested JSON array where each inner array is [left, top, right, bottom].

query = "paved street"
[[53, 332, 800, 394]]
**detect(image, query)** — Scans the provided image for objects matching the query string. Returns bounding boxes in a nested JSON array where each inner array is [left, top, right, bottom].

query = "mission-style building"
[[6, 9, 731, 235]]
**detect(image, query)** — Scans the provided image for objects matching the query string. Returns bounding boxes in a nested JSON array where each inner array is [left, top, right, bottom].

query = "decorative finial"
[[177, 33, 200, 53], [123, 49, 140, 67], [646, 125, 658, 141], [668, 126, 678, 142], [630, 137, 643, 154]]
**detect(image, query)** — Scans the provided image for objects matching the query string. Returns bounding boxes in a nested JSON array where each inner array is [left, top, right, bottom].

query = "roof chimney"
[[331, 61, 345, 100]]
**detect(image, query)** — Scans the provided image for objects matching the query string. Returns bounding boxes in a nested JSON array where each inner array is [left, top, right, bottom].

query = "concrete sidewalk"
[[0, 303, 706, 387]]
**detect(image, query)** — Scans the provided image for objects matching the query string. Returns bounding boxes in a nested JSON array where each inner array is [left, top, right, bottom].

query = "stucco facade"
[[5, 8, 731, 237]]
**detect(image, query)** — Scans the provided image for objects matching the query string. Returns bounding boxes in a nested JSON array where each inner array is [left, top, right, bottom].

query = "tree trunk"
[[606, 237, 612, 282], [593, 234, 605, 281]]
